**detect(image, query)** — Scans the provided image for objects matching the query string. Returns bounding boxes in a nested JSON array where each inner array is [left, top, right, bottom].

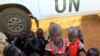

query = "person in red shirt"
[[45, 23, 68, 56], [67, 27, 84, 56]]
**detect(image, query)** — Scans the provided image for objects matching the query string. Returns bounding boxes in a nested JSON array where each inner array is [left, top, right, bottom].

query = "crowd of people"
[[0, 23, 99, 56]]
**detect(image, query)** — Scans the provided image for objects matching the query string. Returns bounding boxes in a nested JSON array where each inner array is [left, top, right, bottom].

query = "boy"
[[77, 29, 84, 44], [77, 28, 86, 56], [87, 48, 99, 56], [45, 23, 68, 56], [15, 33, 26, 53], [36, 28, 45, 55], [36, 28, 45, 47], [45, 22, 55, 43], [24, 31, 41, 56], [67, 27, 84, 56]]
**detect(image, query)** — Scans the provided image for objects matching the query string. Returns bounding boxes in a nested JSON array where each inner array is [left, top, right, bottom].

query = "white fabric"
[[0, 32, 8, 56]]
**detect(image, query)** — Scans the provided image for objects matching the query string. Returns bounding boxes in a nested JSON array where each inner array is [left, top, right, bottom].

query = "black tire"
[[0, 8, 31, 36]]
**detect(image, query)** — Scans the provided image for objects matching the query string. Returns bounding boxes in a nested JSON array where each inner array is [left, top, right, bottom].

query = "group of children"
[[45, 23, 85, 56], [0, 23, 99, 56]]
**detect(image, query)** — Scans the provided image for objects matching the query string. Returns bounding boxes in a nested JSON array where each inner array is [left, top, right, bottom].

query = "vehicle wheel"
[[0, 8, 31, 36]]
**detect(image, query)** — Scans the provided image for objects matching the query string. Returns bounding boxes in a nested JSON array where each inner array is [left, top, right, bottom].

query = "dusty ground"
[[31, 14, 100, 52]]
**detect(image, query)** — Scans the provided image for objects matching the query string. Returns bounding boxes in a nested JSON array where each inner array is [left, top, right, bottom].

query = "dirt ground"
[[31, 14, 100, 52]]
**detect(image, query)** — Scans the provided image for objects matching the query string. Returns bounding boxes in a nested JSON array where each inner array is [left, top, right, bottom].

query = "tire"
[[0, 8, 31, 36]]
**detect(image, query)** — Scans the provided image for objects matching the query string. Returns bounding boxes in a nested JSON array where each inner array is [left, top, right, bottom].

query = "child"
[[36, 28, 45, 46], [45, 22, 55, 43], [3, 45, 26, 56], [67, 27, 84, 56], [77, 28, 86, 56], [45, 23, 68, 56], [77, 29, 84, 44], [36, 28, 45, 55], [15, 33, 27, 53], [24, 31, 41, 56], [87, 48, 99, 56]]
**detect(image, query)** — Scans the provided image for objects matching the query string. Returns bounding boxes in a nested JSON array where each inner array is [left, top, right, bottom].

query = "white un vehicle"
[[0, 0, 100, 36]]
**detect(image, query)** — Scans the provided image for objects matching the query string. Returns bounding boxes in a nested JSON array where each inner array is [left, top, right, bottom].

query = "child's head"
[[77, 29, 84, 43], [36, 28, 43, 38], [78, 29, 82, 38], [49, 23, 62, 44], [28, 31, 35, 37], [3, 45, 23, 56], [68, 27, 78, 42], [87, 48, 99, 56], [19, 32, 27, 39]]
